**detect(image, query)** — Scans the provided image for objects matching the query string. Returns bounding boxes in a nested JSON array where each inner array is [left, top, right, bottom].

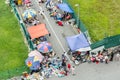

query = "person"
[[56, 57, 62, 69], [38, 0, 42, 5], [72, 56, 76, 62], [115, 53, 120, 61], [51, 51, 56, 57], [58, 0, 62, 3], [38, 7, 45, 19], [99, 53, 104, 63], [57, 20, 63, 26], [91, 56, 96, 63], [46, 0, 51, 8], [32, 20, 37, 26], [95, 56, 99, 64], [104, 55, 109, 64], [62, 60, 67, 71], [62, 52, 66, 61], [48, 33, 51, 36], [71, 66, 75, 75], [66, 14, 71, 19], [67, 63, 71, 72], [109, 52, 114, 61]]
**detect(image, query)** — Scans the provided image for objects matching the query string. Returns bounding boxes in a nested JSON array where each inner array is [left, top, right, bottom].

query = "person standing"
[[48, 33, 51, 37], [115, 53, 120, 61], [110, 52, 114, 61], [61, 60, 68, 76], [38, 0, 42, 5], [62, 52, 67, 61], [46, 0, 51, 8], [105, 55, 109, 64], [62, 60, 66, 70], [38, 7, 45, 19], [71, 66, 75, 75], [67, 63, 71, 72]]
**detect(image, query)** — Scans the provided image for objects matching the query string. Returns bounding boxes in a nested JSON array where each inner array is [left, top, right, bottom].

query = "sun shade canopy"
[[57, 3, 74, 13], [66, 33, 90, 51], [27, 24, 49, 39]]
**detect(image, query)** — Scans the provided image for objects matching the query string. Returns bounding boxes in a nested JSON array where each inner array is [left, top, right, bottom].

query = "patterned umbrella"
[[22, 9, 36, 20], [28, 50, 44, 62], [30, 61, 40, 70], [25, 56, 40, 70], [37, 41, 52, 53], [25, 57, 34, 67]]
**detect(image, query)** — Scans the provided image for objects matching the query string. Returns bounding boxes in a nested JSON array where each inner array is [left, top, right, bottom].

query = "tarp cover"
[[66, 33, 90, 51], [27, 24, 49, 39], [57, 3, 73, 13]]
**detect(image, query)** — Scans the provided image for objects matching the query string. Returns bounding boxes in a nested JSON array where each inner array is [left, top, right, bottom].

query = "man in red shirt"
[[67, 63, 71, 72]]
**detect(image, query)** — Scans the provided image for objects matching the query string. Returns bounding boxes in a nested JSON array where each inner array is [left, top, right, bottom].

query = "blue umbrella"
[[30, 61, 40, 70], [25, 57, 34, 67]]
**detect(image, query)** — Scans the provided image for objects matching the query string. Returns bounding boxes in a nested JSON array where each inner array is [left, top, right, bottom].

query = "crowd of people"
[[24, 17, 40, 26], [33, 36, 47, 47], [70, 46, 120, 65], [45, 0, 75, 26], [21, 52, 75, 80]]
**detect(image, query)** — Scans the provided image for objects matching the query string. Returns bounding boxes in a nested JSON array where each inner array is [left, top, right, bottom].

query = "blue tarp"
[[57, 3, 74, 13], [66, 33, 90, 51]]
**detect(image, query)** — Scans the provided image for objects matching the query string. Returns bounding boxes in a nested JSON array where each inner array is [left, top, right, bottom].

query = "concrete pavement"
[[48, 61, 120, 80], [30, 0, 78, 56]]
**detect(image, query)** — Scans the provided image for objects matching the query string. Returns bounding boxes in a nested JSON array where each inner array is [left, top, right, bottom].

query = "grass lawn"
[[0, 0, 28, 78], [68, 0, 120, 42]]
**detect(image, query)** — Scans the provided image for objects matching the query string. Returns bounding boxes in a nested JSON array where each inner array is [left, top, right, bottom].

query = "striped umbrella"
[[22, 9, 36, 20], [37, 41, 52, 53]]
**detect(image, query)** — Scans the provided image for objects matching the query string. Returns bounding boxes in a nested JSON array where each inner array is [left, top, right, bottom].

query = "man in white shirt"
[[104, 55, 109, 64], [116, 53, 120, 61], [38, 7, 45, 19]]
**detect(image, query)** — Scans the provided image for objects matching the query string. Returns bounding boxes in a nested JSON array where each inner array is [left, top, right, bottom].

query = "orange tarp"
[[27, 24, 49, 39]]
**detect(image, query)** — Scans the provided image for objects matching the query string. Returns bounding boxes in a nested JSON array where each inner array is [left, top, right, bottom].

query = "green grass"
[[0, 0, 28, 77], [68, 0, 120, 42]]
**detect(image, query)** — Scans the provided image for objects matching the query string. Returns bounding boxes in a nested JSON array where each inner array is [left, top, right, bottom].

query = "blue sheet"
[[57, 3, 73, 13], [66, 33, 90, 51]]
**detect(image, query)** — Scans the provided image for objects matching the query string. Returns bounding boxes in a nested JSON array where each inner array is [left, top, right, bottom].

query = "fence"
[[91, 34, 120, 49], [10, 0, 35, 51]]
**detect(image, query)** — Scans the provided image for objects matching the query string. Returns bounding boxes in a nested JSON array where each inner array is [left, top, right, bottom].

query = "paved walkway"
[[48, 61, 120, 80]]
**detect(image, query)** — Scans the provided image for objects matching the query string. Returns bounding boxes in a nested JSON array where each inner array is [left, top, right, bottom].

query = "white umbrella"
[[28, 50, 44, 62]]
